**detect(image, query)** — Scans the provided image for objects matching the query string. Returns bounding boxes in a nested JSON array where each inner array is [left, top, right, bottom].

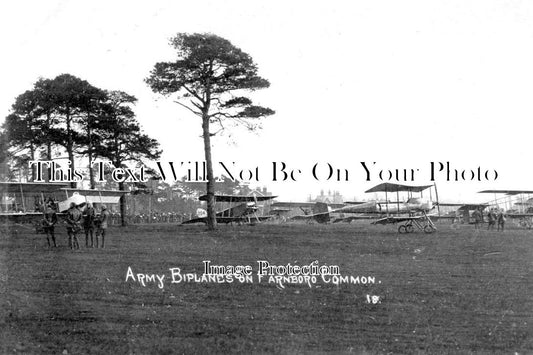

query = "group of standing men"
[[42, 200, 110, 249], [472, 208, 506, 231]]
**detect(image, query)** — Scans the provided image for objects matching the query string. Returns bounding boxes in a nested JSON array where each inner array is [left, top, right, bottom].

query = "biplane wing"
[[479, 189, 533, 195], [270, 201, 346, 209], [199, 194, 276, 202], [58, 189, 127, 212], [0, 181, 70, 194], [271, 202, 319, 208], [365, 183, 434, 193], [437, 202, 488, 210]]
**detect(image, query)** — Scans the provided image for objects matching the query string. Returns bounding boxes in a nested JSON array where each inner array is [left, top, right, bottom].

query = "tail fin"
[[312, 202, 330, 223]]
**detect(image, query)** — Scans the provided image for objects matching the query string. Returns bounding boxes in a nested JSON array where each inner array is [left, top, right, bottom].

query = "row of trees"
[[2, 33, 274, 230], [1, 74, 161, 225], [2, 74, 161, 184]]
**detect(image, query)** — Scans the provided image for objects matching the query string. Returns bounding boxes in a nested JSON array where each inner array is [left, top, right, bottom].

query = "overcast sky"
[[2, 0, 533, 203]]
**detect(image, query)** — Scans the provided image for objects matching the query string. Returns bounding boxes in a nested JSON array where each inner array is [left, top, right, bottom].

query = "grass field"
[[1, 222, 532, 354]]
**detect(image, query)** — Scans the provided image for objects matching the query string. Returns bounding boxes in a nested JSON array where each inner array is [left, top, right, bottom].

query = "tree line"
[[0, 74, 162, 225], [1, 73, 161, 186], [2, 33, 274, 230]]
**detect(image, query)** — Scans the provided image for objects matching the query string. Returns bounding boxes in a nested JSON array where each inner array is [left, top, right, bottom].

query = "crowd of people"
[[41, 201, 110, 249]]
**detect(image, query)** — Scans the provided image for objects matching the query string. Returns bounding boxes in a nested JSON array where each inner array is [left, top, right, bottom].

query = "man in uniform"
[[42, 202, 58, 247], [96, 205, 110, 248], [487, 208, 497, 230], [66, 202, 82, 250], [472, 208, 483, 230], [497, 209, 506, 231], [83, 203, 96, 247]]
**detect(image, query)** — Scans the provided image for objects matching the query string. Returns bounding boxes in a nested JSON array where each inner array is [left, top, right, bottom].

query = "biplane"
[[0, 182, 69, 225], [358, 183, 438, 233], [479, 189, 533, 229], [182, 194, 276, 225], [275, 183, 439, 233], [0, 181, 126, 231]]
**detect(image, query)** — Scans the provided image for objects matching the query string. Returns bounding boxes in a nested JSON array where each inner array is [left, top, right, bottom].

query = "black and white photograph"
[[1, 1, 532, 353]]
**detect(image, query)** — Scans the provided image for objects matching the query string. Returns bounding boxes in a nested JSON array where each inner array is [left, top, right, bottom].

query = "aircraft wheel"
[[398, 225, 407, 234], [406, 225, 415, 233], [424, 225, 436, 234]]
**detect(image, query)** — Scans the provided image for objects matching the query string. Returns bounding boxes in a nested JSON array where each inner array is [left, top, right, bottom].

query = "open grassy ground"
[[0, 222, 532, 354]]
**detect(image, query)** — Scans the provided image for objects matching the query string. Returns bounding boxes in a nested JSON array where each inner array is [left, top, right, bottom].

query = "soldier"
[[96, 205, 110, 248], [83, 203, 96, 247], [42, 202, 58, 247], [497, 209, 506, 231], [487, 208, 497, 230], [472, 208, 483, 230], [66, 202, 82, 250]]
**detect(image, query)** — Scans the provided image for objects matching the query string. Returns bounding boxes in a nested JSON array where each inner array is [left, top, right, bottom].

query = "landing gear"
[[397, 213, 436, 234], [398, 224, 416, 234]]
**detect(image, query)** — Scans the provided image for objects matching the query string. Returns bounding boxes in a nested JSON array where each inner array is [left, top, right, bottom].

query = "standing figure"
[[83, 203, 96, 247], [42, 202, 58, 247], [66, 202, 82, 250], [497, 209, 506, 231], [96, 205, 110, 248], [487, 209, 496, 230], [472, 208, 482, 230]]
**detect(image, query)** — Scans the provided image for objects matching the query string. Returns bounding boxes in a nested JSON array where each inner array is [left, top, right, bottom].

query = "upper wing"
[[437, 202, 488, 210], [479, 190, 533, 195], [271, 202, 317, 208], [0, 182, 69, 194], [199, 194, 277, 202], [365, 183, 433, 193], [61, 188, 128, 197]]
